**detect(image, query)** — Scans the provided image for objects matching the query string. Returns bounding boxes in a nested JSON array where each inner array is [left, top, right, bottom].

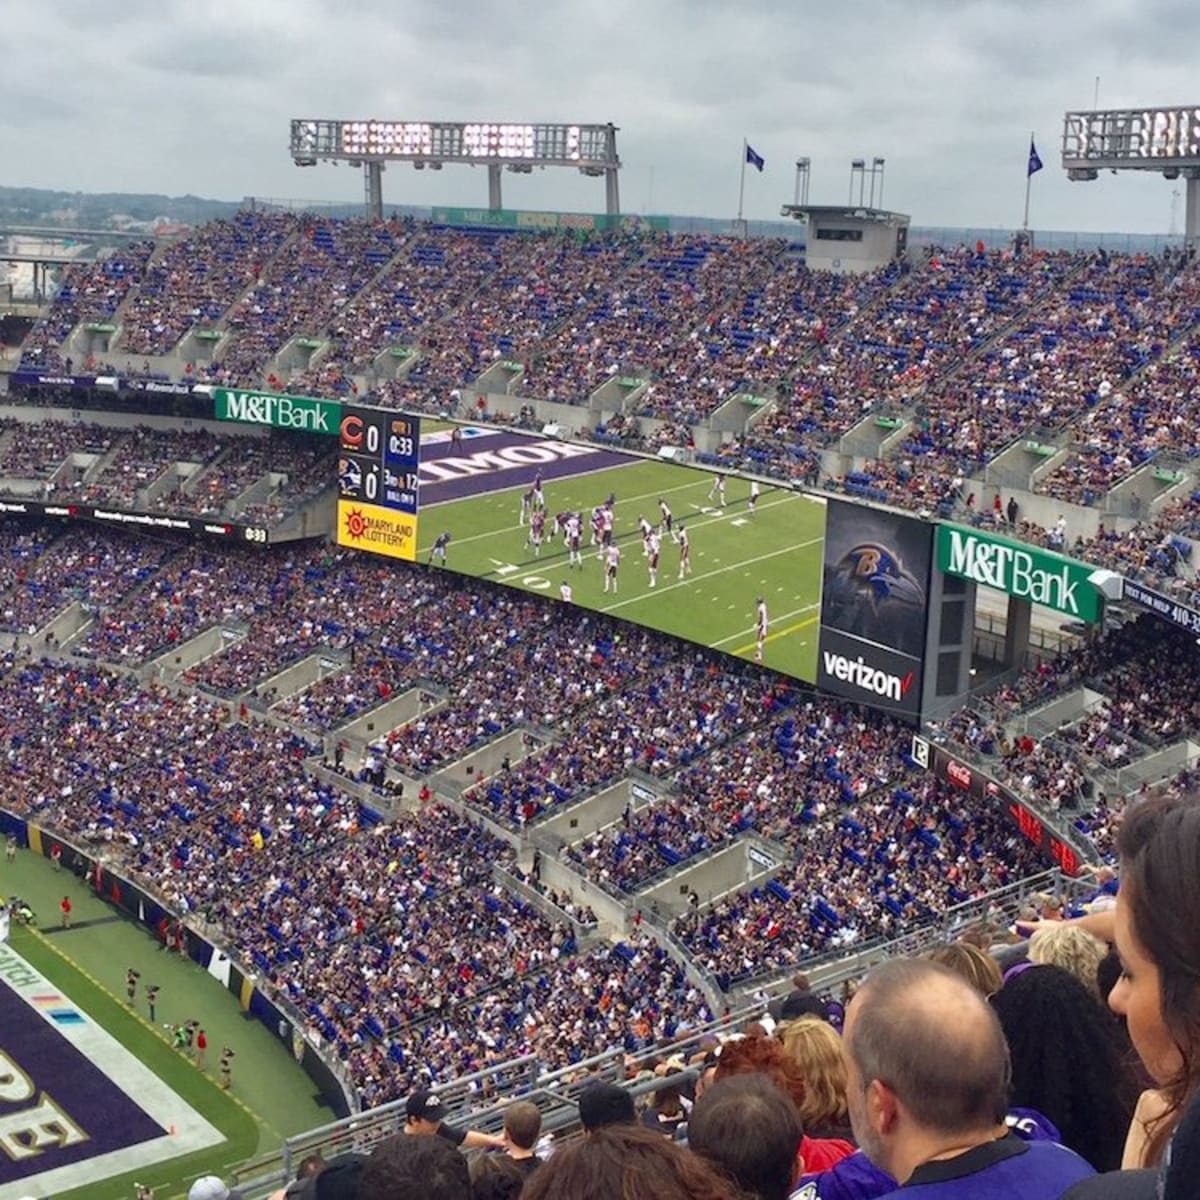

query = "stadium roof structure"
[[290, 119, 622, 220], [1062, 106, 1200, 248], [779, 204, 909, 223]]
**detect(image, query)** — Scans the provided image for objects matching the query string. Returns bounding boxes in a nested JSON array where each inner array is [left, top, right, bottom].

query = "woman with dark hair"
[[519, 1123, 741, 1200], [992, 963, 1136, 1171], [1108, 793, 1200, 1168]]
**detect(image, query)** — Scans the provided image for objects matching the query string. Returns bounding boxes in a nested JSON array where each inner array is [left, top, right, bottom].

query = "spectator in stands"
[[924, 940, 1003, 998], [688, 1074, 804, 1200], [578, 1080, 636, 1132], [842, 958, 1094, 1197], [713, 1033, 854, 1172], [992, 964, 1136, 1171], [188, 1177, 245, 1200], [359, 1132, 470, 1200], [468, 1154, 527, 1200], [521, 1124, 734, 1200], [406, 1090, 506, 1150], [1106, 794, 1200, 1170], [1027, 924, 1110, 998], [778, 1017, 854, 1142], [501, 1101, 543, 1178]]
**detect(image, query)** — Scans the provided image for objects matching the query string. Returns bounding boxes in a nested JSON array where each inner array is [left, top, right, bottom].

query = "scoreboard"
[[335, 405, 421, 561]]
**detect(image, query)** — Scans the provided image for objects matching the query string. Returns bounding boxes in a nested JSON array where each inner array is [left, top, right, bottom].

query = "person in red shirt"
[[195, 1028, 208, 1069], [51, 843, 62, 872], [60, 896, 72, 928]]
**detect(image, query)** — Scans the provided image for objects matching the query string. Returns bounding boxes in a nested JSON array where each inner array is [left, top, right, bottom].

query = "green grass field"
[[0, 851, 332, 1200], [418, 458, 827, 681]]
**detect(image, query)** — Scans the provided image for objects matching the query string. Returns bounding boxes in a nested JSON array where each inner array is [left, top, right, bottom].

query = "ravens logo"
[[824, 542, 926, 624]]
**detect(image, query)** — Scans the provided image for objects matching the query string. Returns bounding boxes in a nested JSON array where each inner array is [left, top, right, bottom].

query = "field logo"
[[820, 651, 914, 704], [418, 439, 596, 483], [936, 525, 1102, 622]]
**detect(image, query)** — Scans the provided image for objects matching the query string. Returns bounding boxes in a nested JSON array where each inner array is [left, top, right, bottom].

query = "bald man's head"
[[844, 958, 1010, 1138]]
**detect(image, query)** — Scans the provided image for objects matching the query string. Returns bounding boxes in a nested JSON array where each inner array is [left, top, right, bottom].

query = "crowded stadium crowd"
[[5, 222, 1199, 634], [7, 213, 1200, 1200]]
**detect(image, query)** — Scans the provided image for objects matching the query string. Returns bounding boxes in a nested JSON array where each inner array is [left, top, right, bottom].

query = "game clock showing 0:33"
[[336, 405, 421, 562]]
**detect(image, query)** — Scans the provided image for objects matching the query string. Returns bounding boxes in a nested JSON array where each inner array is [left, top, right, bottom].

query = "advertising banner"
[[1121, 577, 1200, 636], [936, 523, 1103, 623], [213, 387, 341, 435], [0, 497, 269, 544], [816, 498, 933, 719], [336, 500, 419, 561], [923, 743, 1084, 876]]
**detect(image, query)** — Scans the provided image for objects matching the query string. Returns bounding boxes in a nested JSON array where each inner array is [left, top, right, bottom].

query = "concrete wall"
[[535, 779, 635, 847], [147, 625, 237, 677], [637, 838, 774, 919], [260, 652, 343, 705], [434, 728, 547, 792], [334, 685, 443, 745]]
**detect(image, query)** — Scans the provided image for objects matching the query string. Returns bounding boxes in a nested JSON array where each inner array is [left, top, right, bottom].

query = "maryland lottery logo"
[[343, 506, 369, 540]]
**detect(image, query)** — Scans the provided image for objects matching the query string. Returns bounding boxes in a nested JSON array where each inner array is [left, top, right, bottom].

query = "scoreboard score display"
[[336, 405, 421, 561]]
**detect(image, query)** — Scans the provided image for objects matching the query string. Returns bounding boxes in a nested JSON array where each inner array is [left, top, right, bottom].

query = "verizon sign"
[[820, 651, 915, 705], [936, 524, 1102, 623]]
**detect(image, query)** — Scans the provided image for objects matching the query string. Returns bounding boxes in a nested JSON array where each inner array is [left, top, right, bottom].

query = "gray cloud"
[[6, 0, 1199, 233]]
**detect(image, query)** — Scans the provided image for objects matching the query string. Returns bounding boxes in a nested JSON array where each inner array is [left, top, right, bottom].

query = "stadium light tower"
[[289, 120, 622, 220], [1062, 106, 1200, 250]]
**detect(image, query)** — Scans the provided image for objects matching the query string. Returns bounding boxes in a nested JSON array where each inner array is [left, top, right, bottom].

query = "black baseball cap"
[[406, 1090, 445, 1123]]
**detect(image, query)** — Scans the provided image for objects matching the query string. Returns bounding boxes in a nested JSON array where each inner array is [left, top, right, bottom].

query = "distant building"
[[781, 205, 911, 273]]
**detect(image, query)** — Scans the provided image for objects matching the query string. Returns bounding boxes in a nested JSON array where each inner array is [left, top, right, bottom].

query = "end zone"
[[0, 942, 221, 1200]]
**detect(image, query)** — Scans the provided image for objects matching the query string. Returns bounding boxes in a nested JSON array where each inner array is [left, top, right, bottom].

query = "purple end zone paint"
[[419, 428, 635, 506], [0, 978, 165, 1185]]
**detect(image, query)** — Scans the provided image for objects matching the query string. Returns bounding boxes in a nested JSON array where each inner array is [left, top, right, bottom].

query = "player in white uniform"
[[748, 479, 761, 515], [603, 544, 621, 593], [560, 580, 573, 603], [566, 513, 583, 569], [528, 508, 546, 557], [755, 597, 769, 662], [531, 480, 545, 513], [658, 498, 675, 540], [519, 489, 533, 525], [597, 506, 614, 561], [647, 531, 661, 588], [639, 515, 654, 556], [677, 524, 692, 578], [708, 474, 727, 507]]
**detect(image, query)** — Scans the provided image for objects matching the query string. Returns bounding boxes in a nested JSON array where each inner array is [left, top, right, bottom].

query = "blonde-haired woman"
[[1028, 921, 1108, 997], [777, 1016, 853, 1142]]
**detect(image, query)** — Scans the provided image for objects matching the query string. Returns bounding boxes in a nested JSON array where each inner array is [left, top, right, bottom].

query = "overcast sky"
[[5, 0, 1198, 233]]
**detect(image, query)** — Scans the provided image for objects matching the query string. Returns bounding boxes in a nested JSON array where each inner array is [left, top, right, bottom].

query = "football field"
[[415, 433, 827, 681]]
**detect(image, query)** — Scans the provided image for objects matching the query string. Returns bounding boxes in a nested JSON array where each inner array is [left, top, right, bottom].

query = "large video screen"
[[815, 497, 934, 719], [410, 425, 827, 682]]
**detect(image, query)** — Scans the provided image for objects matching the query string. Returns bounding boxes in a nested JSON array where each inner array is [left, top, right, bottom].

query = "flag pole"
[[738, 138, 748, 224], [1023, 130, 1033, 230]]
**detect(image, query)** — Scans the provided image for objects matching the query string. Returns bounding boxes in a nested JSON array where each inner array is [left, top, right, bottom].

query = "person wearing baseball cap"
[[405, 1088, 505, 1150]]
